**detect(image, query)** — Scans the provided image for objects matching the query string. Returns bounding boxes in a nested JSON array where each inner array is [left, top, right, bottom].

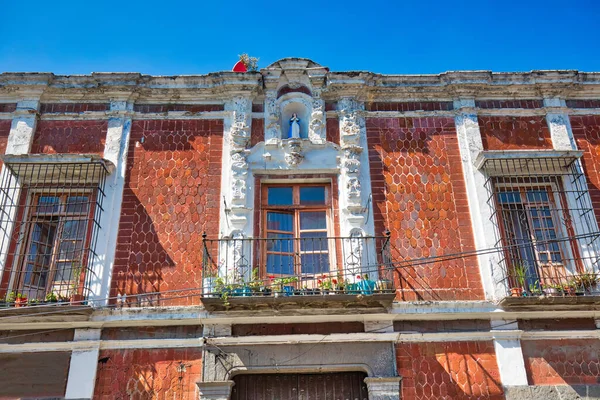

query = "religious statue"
[[288, 113, 300, 139]]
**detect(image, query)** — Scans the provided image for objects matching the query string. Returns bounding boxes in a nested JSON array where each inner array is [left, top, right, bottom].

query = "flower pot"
[[282, 286, 295, 296], [15, 298, 27, 308], [510, 287, 523, 297], [376, 279, 394, 293], [358, 280, 376, 295], [346, 283, 359, 295], [543, 288, 559, 297], [70, 294, 85, 305], [260, 287, 272, 296]]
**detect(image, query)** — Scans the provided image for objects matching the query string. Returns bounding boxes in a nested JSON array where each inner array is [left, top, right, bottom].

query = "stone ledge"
[[505, 384, 600, 400], [499, 296, 600, 311]]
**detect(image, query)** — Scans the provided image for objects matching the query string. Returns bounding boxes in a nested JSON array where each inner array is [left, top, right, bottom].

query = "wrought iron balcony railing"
[[201, 233, 396, 299]]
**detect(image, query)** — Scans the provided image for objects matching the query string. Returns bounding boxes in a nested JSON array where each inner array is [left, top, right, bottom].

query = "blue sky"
[[1, 0, 599, 75]]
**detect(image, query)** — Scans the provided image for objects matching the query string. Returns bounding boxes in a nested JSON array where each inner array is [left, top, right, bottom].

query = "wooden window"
[[261, 184, 333, 276], [18, 192, 94, 299], [496, 185, 570, 285]]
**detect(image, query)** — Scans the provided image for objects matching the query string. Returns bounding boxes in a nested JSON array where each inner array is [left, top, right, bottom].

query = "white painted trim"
[[1, 329, 598, 353]]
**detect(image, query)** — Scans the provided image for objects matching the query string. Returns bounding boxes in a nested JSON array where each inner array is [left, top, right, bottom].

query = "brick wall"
[[232, 322, 364, 336], [32, 120, 107, 154], [111, 119, 223, 306], [571, 115, 600, 226], [396, 341, 503, 399], [0, 103, 17, 113], [475, 100, 543, 109], [326, 117, 340, 144], [0, 120, 11, 166], [522, 339, 600, 385], [367, 117, 483, 301], [94, 348, 202, 399], [251, 118, 264, 147], [478, 116, 552, 150], [365, 101, 453, 112], [39, 103, 109, 113]]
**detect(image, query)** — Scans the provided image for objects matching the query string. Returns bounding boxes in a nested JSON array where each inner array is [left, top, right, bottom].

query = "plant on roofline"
[[238, 53, 259, 72]]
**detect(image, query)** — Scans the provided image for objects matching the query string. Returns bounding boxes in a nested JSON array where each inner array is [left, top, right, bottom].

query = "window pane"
[[300, 187, 325, 205], [299, 211, 327, 230], [497, 191, 521, 204], [301, 253, 330, 274], [266, 232, 294, 253], [37, 196, 60, 213], [267, 212, 293, 232], [526, 190, 549, 203], [54, 261, 77, 282], [266, 254, 294, 275], [300, 232, 329, 252], [267, 187, 293, 205], [62, 220, 87, 240], [66, 196, 90, 213]]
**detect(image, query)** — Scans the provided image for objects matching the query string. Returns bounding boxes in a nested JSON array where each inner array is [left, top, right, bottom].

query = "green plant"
[[6, 291, 15, 303], [273, 276, 299, 288], [45, 292, 58, 302], [238, 53, 259, 71], [528, 280, 542, 295], [248, 269, 261, 291], [70, 261, 83, 298], [513, 262, 527, 288], [573, 273, 598, 290]]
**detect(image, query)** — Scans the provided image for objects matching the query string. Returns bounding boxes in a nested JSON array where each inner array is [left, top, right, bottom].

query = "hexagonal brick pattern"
[[367, 117, 483, 301], [571, 115, 600, 226], [94, 348, 202, 399], [478, 116, 552, 150], [111, 119, 223, 306], [522, 339, 600, 385], [396, 341, 503, 400], [32, 120, 107, 154]]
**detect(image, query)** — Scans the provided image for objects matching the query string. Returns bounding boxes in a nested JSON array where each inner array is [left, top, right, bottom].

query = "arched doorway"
[[231, 371, 369, 400]]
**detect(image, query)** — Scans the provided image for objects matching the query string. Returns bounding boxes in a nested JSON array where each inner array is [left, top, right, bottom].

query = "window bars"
[[0, 157, 110, 303], [483, 156, 600, 295], [201, 233, 395, 297]]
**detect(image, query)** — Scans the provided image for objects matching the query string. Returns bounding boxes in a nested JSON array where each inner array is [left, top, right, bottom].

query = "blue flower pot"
[[346, 283, 360, 295], [358, 280, 376, 295], [283, 286, 295, 296]]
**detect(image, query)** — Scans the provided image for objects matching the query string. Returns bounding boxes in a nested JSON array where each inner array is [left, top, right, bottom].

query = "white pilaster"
[[65, 329, 102, 399], [363, 377, 402, 400], [491, 320, 528, 388], [453, 99, 506, 300], [0, 99, 40, 278], [88, 100, 133, 305]]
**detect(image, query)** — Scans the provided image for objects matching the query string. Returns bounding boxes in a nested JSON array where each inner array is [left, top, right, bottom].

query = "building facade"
[[0, 58, 599, 399]]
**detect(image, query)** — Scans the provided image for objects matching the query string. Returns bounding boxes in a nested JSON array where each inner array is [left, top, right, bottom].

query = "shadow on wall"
[[397, 342, 504, 399], [110, 120, 222, 307], [367, 117, 484, 303]]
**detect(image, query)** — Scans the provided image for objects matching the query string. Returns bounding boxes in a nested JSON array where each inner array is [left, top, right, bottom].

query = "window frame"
[[493, 179, 580, 283], [14, 189, 96, 299], [260, 183, 335, 278]]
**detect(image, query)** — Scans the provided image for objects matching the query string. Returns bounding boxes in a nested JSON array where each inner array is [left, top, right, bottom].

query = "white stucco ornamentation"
[[338, 97, 366, 217], [264, 92, 280, 146], [229, 97, 251, 207], [308, 91, 326, 144], [283, 138, 304, 167]]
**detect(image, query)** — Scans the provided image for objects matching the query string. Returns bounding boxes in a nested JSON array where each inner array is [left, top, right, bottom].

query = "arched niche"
[[279, 94, 313, 140]]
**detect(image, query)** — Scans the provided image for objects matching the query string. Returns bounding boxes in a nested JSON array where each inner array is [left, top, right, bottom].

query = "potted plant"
[[573, 273, 599, 295], [317, 275, 336, 294], [15, 293, 27, 308], [273, 276, 298, 297], [511, 263, 527, 297], [542, 283, 560, 296], [6, 291, 16, 306], [528, 282, 542, 296], [44, 292, 58, 304], [376, 278, 394, 293], [562, 281, 577, 296]]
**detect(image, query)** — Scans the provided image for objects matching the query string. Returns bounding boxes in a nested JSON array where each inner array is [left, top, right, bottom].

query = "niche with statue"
[[280, 97, 311, 140]]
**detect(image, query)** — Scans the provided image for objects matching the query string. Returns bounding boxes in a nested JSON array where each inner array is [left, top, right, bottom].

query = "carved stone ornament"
[[347, 177, 361, 198], [284, 139, 304, 167], [342, 145, 362, 175]]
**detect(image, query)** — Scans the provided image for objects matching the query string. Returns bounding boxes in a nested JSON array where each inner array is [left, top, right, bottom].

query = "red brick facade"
[[571, 115, 600, 226], [39, 103, 109, 113], [479, 116, 552, 150], [476, 100, 543, 109], [522, 339, 600, 385], [31, 120, 107, 155], [365, 102, 453, 112], [367, 117, 483, 300], [110, 119, 222, 306], [0, 120, 11, 165], [396, 341, 503, 399], [326, 116, 340, 144], [93, 348, 202, 399]]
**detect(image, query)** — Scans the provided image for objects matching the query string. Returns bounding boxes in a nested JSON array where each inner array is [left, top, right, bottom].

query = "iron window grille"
[[0, 155, 112, 303], [481, 153, 600, 295]]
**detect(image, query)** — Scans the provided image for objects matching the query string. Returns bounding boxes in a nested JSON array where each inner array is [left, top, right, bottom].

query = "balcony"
[[200, 233, 397, 311]]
